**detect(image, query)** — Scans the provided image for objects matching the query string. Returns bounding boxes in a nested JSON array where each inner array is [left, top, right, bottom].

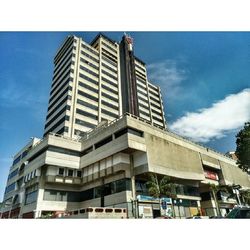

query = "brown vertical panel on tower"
[[119, 35, 139, 116]]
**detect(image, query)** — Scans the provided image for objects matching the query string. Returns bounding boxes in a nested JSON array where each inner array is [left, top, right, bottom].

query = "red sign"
[[204, 170, 218, 180]]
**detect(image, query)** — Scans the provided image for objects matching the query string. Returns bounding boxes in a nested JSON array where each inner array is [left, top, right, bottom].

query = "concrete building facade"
[[2, 114, 250, 219], [1, 33, 250, 219], [44, 33, 166, 139]]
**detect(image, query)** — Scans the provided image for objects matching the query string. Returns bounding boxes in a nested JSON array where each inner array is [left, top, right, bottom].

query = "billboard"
[[204, 170, 219, 180]]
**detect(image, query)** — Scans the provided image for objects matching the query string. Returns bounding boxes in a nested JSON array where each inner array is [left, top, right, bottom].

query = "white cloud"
[[169, 88, 250, 143], [147, 60, 188, 99]]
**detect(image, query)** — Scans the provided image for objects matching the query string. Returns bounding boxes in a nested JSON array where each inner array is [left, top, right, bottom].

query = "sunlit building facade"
[[1, 33, 249, 219]]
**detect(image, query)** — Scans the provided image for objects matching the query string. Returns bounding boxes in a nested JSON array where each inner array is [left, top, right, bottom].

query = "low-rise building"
[[1, 114, 249, 218]]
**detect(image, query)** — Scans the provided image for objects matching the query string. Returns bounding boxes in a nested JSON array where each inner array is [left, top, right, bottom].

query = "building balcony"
[[45, 175, 82, 185]]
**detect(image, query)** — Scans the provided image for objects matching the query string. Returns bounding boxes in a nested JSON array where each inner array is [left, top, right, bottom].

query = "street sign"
[[161, 201, 167, 209]]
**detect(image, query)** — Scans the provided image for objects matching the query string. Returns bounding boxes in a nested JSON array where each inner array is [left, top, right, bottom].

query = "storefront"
[[136, 195, 172, 218], [173, 199, 200, 218]]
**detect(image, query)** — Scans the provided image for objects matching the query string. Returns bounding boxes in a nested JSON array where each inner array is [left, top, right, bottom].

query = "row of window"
[[79, 81, 98, 94], [101, 84, 118, 95], [101, 69, 117, 81], [25, 190, 38, 205], [48, 85, 71, 112], [101, 51, 117, 65], [101, 41, 117, 54], [149, 89, 159, 98], [150, 95, 160, 104], [48, 83, 72, 110], [137, 82, 147, 91], [48, 146, 80, 157], [54, 36, 74, 64], [24, 169, 37, 183], [138, 92, 149, 102], [137, 88, 148, 97], [79, 73, 98, 86], [80, 57, 99, 71], [81, 146, 93, 156], [101, 62, 117, 74], [136, 78, 147, 88], [76, 108, 98, 120], [135, 69, 147, 81], [80, 65, 99, 78], [138, 95, 149, 105], [5, 183, 15, 194], [43, 178, 131, 202], [75, 118, 96, 129], [12, 148, 30, 166], [101, 92, 118, 102], [101, 76, 117, 88], [81, 43, 99, 57], [140, 110, 150, 117], [25, 184, 39, 205], [148, 83, 158, 91], [54, 48, 74, 75], [45, 115, 69, 133], [81, 127, 143, 157], [56, 126, 69, 135], [102, 48, 117, 60], [45, 105, 70, 129], [81, 50, 99, 64], [50, 74, 73, 99], [135, 63, 146, 73], [58, 167, 82, 177], [151, 108, 162, 117], [53, 56, 72, 82], [8, 168, 18, 180], [78, 89, 98, 102], [136, 76, 146, 84], [139, 102, 149, 110], [49, 79, 72, 104], [47, 94, 70, 120], [150, 101, 161, 109], [101, 108, 119, 119], [102, 55, 117, 67], [77, 98, 98, 111], [52, 63, 73, 88], [101, 100, 119, 111], [152, 115, 163, 123]]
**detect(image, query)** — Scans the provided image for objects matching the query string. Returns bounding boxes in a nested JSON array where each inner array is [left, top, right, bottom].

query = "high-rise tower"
[[44, 33, 166, 139]]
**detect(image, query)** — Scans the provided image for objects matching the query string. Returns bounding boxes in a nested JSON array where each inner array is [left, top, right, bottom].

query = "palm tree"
[[240, 189, 250, 205], [146, 173, 177, 217], [209, 184, 222, 216], [209, 184, 233, 216]]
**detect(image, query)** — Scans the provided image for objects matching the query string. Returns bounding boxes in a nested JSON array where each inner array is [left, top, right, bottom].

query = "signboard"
[[204, 170, 219, 180], [161, 201, 167, 209], [137, 195, 172, 204]]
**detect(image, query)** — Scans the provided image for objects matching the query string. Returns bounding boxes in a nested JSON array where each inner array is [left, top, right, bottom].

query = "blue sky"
[[0, 32, 250, 201]]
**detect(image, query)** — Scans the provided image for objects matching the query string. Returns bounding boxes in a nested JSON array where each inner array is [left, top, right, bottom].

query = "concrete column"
[[129, 155, 137, 218]]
